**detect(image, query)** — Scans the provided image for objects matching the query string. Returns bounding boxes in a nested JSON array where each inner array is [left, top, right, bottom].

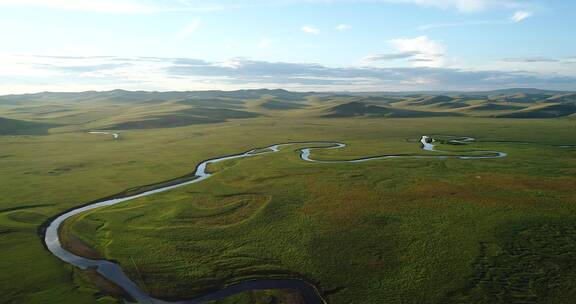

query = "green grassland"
[[0, 89, 575, 303], [0, 117, 56, 135]]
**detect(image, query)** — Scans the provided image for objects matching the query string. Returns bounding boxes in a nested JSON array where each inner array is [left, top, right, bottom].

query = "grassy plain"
[[61, 117, 576, 304], [0, 90, 575, 303]]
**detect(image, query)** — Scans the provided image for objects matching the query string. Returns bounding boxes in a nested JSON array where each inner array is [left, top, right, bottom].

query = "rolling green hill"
[[106, 108, 261, 130], [177, 98, 245, 109], [405, 95, 455, 106], [491, 93, 554, 103], [0, 117, 55, 135], [323, 101, 461, 118], [0, 88, 575, 138], [467, 102, 525, 112], [259, 99, 307, 110], [545, 93, 576, 103], [497, 103, 576, 118]]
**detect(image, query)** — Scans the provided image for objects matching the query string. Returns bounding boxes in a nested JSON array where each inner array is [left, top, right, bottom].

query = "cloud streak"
[[417, 19, 506, 30], [392, 0, 523, 12], [1, 54, 574, 94], [0, 0, 158, 14], [386, 36, 446, 67], [0, 0, 530, 13], [510, 10, 532, 22], [364, 51, 422, 61], [301, 25, 320, 34], [502, 56, 559, 63], [335, 24, 351, 31], [175, 19, 201, 40]]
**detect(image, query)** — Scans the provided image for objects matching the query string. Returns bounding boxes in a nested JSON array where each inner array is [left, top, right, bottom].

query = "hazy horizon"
[[1, 87, 574, 97]]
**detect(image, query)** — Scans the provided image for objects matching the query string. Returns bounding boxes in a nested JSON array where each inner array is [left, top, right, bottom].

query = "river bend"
[[43, 135, 508, 303]]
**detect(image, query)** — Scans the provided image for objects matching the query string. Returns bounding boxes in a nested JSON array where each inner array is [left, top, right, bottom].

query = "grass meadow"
[[1, 113, 574, 303]]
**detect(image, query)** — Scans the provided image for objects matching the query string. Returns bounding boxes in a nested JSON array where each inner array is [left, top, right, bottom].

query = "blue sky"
[[1, 0, 575, 93]]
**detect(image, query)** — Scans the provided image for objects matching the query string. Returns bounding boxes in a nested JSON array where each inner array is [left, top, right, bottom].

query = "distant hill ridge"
[[1, 88, 575, 136], [0, 88, 573, 100], [323, 101, 461, 118]]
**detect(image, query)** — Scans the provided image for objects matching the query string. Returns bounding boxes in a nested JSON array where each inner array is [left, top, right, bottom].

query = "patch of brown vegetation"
[[400, 174, 575, 207], [300, 177, 382, 226], [273, 289, 307, 304], [62, 235, 103, 259], [246, 289, 306, 304]]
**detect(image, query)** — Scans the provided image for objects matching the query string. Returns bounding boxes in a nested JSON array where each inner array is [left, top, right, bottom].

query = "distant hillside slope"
[[467, 102, 525, 111], [483, 88, 569, 95], [323, 101, 461, 118], [491, 93, 554, 103], [0, 89, 310, 105], [398, 95, 471, 109], [0, 89, 188, 105], [177, 98, 245, 109], [1, 89, 575, 132], [106, 108, 261, 130], [545, 93, 576, 103], [260, 99, 307, 110], [186, 89, 309, 101], [496, 103, 576, 118], [406, 95, 455, 106], [0, 117, 55, 135]]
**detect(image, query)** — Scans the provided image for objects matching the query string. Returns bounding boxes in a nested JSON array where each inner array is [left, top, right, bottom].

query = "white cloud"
[[335, 24, 351, 31], [417, 19, 505, 30], [0, 54, 61, 77], [381, 0, 525, 13], [407, 0, 491, 12], [363, 51, 421, 62], [388, 36, 446, 67], [502, 56, 558, 63], [1, 54, 575, 94], [0, 0, 247, 13], [175, 19, 201, 40], [417, 9, 532, 30], [301, 25, 320, 34], [0, 0, 529, 14], [258, 38, 273, 48], [510, 10, 532, 23], [0, 0, 157, 14]]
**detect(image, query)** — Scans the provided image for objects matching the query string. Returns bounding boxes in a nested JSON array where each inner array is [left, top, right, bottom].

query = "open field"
[[0, 89, 575, 303]]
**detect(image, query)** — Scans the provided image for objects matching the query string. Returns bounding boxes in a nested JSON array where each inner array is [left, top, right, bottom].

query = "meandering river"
[[43, 135, 507, 303]]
